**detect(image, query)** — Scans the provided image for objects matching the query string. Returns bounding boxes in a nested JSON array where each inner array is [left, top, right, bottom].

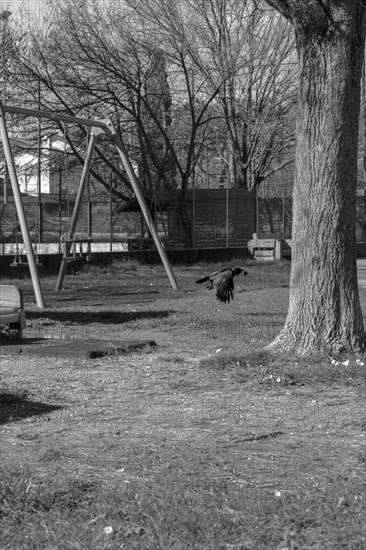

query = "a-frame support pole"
[[2, 104, 179, 292], [104, 121, 179, 291], [55, 128, 98, 291], [0, 100, 45, 308]]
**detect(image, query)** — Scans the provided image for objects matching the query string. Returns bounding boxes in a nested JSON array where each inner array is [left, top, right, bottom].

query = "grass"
[[1, 465, 364, 550], [1, 259, 365, 549], [200, 349, 366, 387]]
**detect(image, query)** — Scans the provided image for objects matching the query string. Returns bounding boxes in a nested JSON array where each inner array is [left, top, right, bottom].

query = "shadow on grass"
[[0, 391, 62, 425], [25, 309, 174, 325]]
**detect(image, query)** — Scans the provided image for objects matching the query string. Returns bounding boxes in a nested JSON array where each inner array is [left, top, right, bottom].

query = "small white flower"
[[342, 360, 350, 366], [359, 362, 365, 367], [356, 359, 361, 363], [334, 361, 339, 365], [276, 377, 281, 383], [103, 526, 113, 535], [269, 374, 273, 379], [216, 348, 222, 353], [274, 491, 281, 497]]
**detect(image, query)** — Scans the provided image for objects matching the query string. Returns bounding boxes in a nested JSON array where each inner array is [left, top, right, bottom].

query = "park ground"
[[0, 258, 365, 550]]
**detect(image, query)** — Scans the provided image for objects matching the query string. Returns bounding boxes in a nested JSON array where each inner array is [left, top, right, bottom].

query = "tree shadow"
[[247, 312, 285, 317], [0, 391, 62, 425], [25, 309, 174, 325]]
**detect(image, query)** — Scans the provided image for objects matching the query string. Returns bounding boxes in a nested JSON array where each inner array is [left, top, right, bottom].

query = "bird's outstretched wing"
[[211, 268, 235, 303], [195, 269, 222, 289], [196, 267, 245, 303]]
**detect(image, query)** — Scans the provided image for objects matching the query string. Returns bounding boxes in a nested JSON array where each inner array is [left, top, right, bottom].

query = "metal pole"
[[1, 103, 179, 290], [0, 99, 45, 308], [58, 165, 62, 252], [3, 164, 7, 204], [3, 104, 109, 131], [55, 129, 98, 291], [1, 11, 10, 205], [37, 79, 42, 241], [282, 185, 285, 239], [192, 179, 196, 249], [110, 172, 113, 253], [226, 180, 229, 248], [109, 125, 179, 291]]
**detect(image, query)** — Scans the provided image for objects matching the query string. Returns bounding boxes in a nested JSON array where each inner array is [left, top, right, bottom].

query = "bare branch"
[[263, 0, 290, 19]]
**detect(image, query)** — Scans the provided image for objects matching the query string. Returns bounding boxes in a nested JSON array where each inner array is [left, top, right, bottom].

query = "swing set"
[[0, 99, 179, 309]]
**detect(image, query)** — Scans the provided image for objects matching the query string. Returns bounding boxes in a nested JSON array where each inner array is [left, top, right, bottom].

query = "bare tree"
[[205, 0, 296, 189], [12, 0, 224, 197], [143, 0, 298, 190], [263, 0, 366, 355]]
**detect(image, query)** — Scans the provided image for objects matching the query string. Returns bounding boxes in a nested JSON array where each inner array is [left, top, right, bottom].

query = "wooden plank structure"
[[248, 232, 283, 261]]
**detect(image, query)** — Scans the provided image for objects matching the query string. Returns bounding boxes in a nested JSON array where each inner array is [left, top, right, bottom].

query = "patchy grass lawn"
[[1, 259, 365, 550]]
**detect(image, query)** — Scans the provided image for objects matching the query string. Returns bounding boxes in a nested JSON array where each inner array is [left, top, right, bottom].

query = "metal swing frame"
[[0, 99, 179, 308]]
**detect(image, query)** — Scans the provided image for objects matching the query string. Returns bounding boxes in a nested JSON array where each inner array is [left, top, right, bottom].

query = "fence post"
[[282, 186, 286, 239], [192, 183, 196, 249], [226, 183, 229, 248]]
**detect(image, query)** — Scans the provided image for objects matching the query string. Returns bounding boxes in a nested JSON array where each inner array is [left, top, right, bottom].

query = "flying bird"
[[195, 267, 247, 303]]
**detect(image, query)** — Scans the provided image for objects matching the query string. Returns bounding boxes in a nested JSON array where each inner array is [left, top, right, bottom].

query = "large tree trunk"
[[265, 1, 366, 355]]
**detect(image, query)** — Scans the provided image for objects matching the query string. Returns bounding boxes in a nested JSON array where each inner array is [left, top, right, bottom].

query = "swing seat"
[[63, 256, 86, 263], [10, 259, 42, 268], [10, 260, 29, 268], [61, 237, 93, 263], [63, 237, 93, 243]]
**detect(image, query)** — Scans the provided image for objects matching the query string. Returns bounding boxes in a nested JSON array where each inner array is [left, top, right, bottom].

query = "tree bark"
[[264, 1, 366, 355]]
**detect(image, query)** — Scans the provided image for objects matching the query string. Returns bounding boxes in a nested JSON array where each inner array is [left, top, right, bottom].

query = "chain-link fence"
[[0, 182, 364, 256]]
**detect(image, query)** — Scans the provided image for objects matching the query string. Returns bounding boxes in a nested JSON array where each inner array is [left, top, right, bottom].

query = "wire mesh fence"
[[0, 183, 365, 256]]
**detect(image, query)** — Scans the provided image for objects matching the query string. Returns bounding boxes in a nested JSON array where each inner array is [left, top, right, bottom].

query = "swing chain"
[[12, 204, 20, 264], [10, 203, 25, 267], [81, 168, 89, 239], [63, 123, 71, 225], [33, 196, 40, 264]]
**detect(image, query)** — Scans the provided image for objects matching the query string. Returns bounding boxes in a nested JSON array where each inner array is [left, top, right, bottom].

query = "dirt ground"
[[1, 261, 365, 549]]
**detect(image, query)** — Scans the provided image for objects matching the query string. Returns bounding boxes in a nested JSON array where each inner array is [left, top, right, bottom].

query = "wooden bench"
[[0, 285, 26, 339]]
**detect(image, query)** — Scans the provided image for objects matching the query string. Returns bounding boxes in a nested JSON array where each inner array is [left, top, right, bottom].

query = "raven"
[[195, 267, 247, 303]]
